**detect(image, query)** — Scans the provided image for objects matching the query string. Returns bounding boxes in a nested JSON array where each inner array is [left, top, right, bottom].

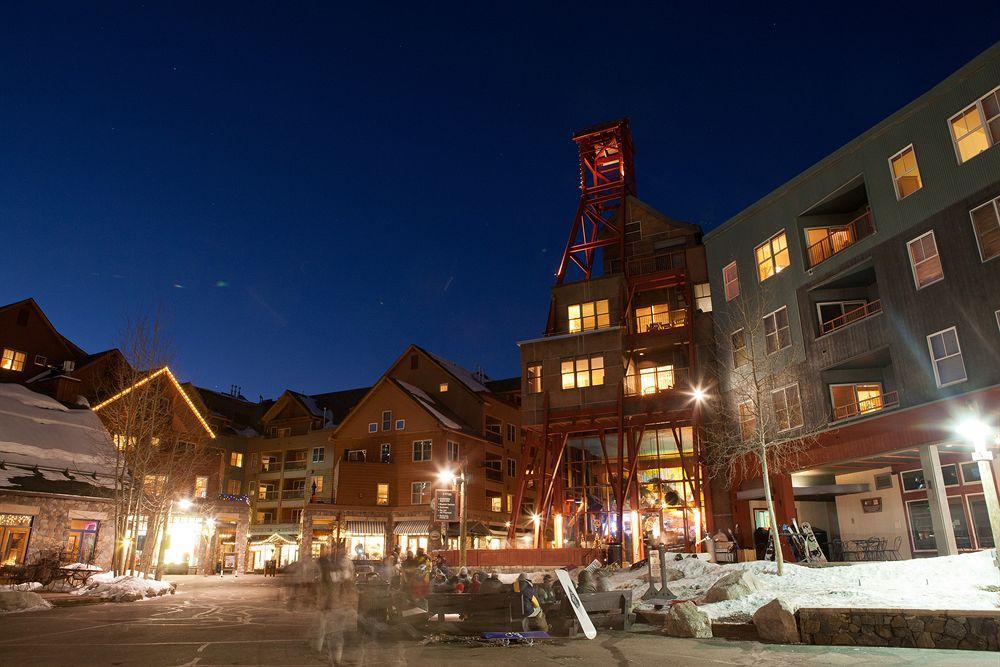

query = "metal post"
[[459, 471, 468, 568]]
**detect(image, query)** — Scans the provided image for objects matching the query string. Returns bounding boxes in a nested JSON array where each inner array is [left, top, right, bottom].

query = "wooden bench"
[[425, 592, 525, 630], [554, 590, 634, 635]]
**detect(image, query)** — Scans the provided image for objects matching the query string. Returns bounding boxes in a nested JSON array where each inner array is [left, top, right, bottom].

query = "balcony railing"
[[634, 309, 687, 334], [258, 490, 280, 501], [819, 299, 882, 336], [623, 250, 686, 277], [283, 460, 307, 471], [260, 461, 281, 473], [485, 430, 502, 445], [624, 367, 690, 397], [484, 467, 503, 482], [806, 207, 875, 268], [281, 489, 305, 500], [833, 391, 899, 421]]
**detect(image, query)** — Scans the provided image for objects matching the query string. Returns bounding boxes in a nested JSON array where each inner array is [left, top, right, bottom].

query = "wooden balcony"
[[833, 390, 899, 421], [819, 299, 883, 336], [806, 207, 875, 268]]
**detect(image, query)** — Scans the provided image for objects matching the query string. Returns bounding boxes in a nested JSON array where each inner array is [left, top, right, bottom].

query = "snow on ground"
[[634, 551, 1000, 622], [1, 582, 43, 591], [61, 562, 103, 571], [73, 572, 176, 601]]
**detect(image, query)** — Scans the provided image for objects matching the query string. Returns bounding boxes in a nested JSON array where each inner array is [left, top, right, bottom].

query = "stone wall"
[[798, 607, 1000, 651], [0, 492, 115, 569]]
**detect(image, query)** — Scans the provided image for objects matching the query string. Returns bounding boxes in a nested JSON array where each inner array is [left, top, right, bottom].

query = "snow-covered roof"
[[423, 348, 490, 394], [392, 378, 465, 431], [290, 391, 324, 419]]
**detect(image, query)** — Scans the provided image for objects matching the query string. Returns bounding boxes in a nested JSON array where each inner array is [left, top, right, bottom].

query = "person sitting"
[[469, 571, 483, 594], [576, 569, 598, 594], [480, 572, 505, 593], [535, 574, 556, 604], [513, 573, 548, 632]]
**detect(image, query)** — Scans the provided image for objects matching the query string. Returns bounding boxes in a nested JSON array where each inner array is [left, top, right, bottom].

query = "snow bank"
[[74, 573, 176, 602], [61, 562, 103, 571], [1, 582, 43, 591], [638, 551, 1000, 622], [0, 590, 52, 614]]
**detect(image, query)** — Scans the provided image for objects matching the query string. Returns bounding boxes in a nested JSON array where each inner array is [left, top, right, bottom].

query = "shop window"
[[560, 355, 605, 389], [889, 145, 923, 199], [771, 384, 803, 431], [66, 519, 100, 563], [377, 483, 389, 505], [927, 327, 967, 388], [907, 497, 971, 551], [526, 363, 542, 394], [949, 87, 999, 164], [194, 476, 208, 499], [723, 261, 740, 301], [230, 452, 243, 468], [0, 514, 32, 566], [567, 299, 610, 333], [969, 195, 1000, 262], [312, 447, 325, 463], [1, 348, 26, 372], [907, 231, 944, 289], [763, 306, 791, 354], [412, 440, 432, 462], [755, 231, 790, 282], [411, 481, 432, 504]]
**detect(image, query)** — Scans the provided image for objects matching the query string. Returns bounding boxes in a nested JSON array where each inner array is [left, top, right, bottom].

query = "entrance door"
[[66, 520, 100, 563], [1, 526, 31, 565]]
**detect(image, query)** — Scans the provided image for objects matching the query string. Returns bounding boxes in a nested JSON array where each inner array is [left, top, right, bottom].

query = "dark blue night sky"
[[3, 3, 998, 398]]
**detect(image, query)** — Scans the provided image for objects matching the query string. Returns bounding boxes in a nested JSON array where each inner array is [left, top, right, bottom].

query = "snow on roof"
[[423, 349, 490, 394], [392, 379, 464, 431], [290, 391, 324, 419], [0, 384, 114, 471]]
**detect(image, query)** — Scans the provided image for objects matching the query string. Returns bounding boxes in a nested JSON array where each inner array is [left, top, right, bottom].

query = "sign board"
[[434, 489, 458, 522], [223, 554, 236, 570], [861, 497, 882, 513]]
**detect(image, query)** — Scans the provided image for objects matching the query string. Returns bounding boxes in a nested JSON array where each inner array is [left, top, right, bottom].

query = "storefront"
[[249, 533, 299, 570], [345, 520, 385, 560], [0, 513, 32, 566], [392, 520, 428, 554]]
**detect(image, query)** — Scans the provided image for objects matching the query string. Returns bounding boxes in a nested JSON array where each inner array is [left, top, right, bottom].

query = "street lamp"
[[955, 414, 1000, 570], [438, 468, 468, 567]]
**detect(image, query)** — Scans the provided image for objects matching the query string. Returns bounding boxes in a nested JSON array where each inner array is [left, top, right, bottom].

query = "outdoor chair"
[[884, 536, 902, 560]]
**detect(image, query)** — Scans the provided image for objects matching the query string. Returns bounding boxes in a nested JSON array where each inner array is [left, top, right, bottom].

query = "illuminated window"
[[889, 145, 922, 199], [1, 348, 26, 372], [230, 452, 243, 468], [763, 306, 791, 354], [412, 439, 432, 462], [723, 262, 740, 301], [949, 87, 999, 164], [527, 363, 542, 393], [490, 496, 502, 512], [560, 355, 605, 389], [382, 410, 392, 431], [927, 327, 967, 388], [310, 476, 324, 494], [439, 382, 448, 392], [739, 402, 756, 441], [226, 479, 241, 495], [567, 299, 610, 333], [970, 195, 1000, 262], [637, 365, 675, 395], [907, 231, 944, 289], [771, 384, 803, 431], [312, 447, 325, 463], [410, 481, 432, 504], [831, 383, 884, 420], [731, 329, 748, 367], [380, 443, 391, 462], [447, 440, 459, 462], [193, 476, 208, 498], [755, 231, 790, 281], [377, 483, 389, 505], [635, 303, 676, 332], [694, 283, 712, 312]]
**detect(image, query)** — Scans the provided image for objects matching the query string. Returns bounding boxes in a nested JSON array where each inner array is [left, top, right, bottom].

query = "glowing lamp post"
[[438, 468, 468, 567], [956, 416, 1000, 569]]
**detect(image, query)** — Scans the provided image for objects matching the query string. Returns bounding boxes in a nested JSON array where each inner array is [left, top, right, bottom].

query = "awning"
[[393, 520, 429, 535], [249, 532, 298, 546], [346, 520, 386, 536]]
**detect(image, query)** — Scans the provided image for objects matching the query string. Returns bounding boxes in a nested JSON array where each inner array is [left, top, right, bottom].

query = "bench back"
[[427, 592, 520, 614], [578, 590, 631, 613]]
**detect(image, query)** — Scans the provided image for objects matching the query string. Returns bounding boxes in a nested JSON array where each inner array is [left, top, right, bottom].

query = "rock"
[[752, 598, 799, 644], [703, 570, 763, 603], [663, 568, 684, 582], [916, 632, 936, 649], [0, 591, 52, 614], [832, 632, 855, 646], [943, 618, 967, 639], [664, 601, 713, 638]]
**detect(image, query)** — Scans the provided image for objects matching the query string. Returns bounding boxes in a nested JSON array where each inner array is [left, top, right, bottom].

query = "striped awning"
[[393, 521, 430, 535], [346, 520, 386, 536]]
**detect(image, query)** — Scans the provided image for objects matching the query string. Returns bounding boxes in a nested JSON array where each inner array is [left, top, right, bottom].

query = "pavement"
[[0, 575, 996, 666]]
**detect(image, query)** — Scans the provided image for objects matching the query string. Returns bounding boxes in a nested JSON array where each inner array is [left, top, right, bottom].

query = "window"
[[817, 300, 867, 335], [288, 509, 303, 524], [395, 419, 405, 430], [410, 481, 432, 504], [960, 461, 982, 485], [635, 304, 676, 332], [949, 87, 999, 164], [830, 383, 884, 420], [567, 299, 610, 333], [382, 410, 392, 431], [257, 511, 274, 523], [755, 231, 790, 282], [889, 145, 923, 199], [723, 262, 740, 301], [65, 519, 100, 563], [1, 348, 26, 372], [968, 494, 996, 549], [439, 382, 448, 392], [410, 354, 419, 369], [906, 497, 970, 552], [490, 496, 502, 512], [226, 479, 241, 495], [310, 476, 324, 494], [507, 493, 513, 512], [771, 384, 803, 431], [412, 439, 432, 462], [763, 307, 791, 354], [276, 427, 291, 438], [312, 447, 325, 463], [941, 464, 960, 487], [380, 443, 391, 463], [507, 458, 517, 478], [694, 283, 712, 312], [927, 327, 967, 387], [377, 483, 389, 505], [34, 354, 47, 367], [368, 422, 377, 433], [560, 355, 605, 389], [636, 365, 676, 395], [506, 424, 516, 443], [730, 329, 748, 367], [900, 469, 925, 492], [194, 476, 208, 499], [907, 231, 944, 289], [230, 452, 243, 468], [739, 402, 756, 441], [346, 449, 367, 462], [970, 195, 1000, 262], [447, 440, 459, 462], [527, 363, 542, 394]]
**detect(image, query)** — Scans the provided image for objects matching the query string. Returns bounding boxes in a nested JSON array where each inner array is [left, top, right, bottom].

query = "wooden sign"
[[861, 497, 882, 513], [434, 489, 458, 522]]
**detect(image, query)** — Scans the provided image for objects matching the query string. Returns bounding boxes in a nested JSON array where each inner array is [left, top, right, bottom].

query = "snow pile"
[[73, 573, 176, 602], [0, 590, 52, 614], [61, 562, 102, 571], [638, 551, 1000, 622], [1, 582, 43, 592]]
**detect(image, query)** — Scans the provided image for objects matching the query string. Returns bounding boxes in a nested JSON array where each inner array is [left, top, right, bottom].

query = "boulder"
[[0, 591, 52, 614], [752, 598, 799, 644], [664, 601, 713, 638], [703, 570, 762, 603], [663, 568, 685, 582]]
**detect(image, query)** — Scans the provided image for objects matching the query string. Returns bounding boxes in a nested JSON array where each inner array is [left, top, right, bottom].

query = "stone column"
[[919, 444, 957, 556], [384, 513, 394, 560], [301, 510, 313, 559], [235, 510, 250, 574]]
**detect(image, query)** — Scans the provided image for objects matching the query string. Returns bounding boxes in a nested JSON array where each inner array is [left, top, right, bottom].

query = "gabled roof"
[[310, 387, 371, 426], [188, 385, 270, 435], [92, 366, 216, 438], [0, 297, 86, 358], [389, 377, 472, 432], [485, 376, 521, 394]]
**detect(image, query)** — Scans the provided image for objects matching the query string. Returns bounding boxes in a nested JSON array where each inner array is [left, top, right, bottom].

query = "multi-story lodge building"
[[705, 43, 1000, 559]]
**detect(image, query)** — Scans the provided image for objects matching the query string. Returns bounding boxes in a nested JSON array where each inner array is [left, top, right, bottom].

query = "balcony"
[[818, 299, 882, 336], [281, 489, 305, 500], [484, 431, 502, 445], [283, 460, 307, 471], [832, 390, 899, 421], [806, 207, 875, 268], [484, 466, 503, 483], [624, 366, 690, 397], [622, 250, 686, 277], [258, 490, 280, 502]]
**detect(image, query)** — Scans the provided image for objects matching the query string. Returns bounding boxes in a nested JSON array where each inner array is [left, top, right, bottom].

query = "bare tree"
[[703, 284, 824, 575]]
